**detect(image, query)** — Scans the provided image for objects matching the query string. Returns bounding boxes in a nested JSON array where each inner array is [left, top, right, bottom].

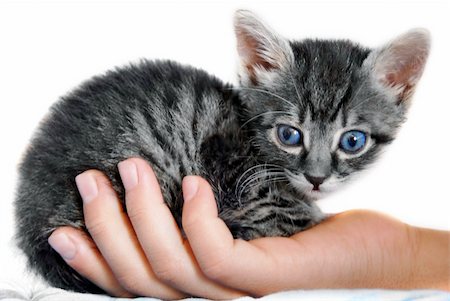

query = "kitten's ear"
[[234, 10, 294, 86], [366, 28, 430, 104]]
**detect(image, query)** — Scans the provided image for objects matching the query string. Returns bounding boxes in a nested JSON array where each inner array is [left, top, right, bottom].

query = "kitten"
[[15, 10, 429, 294]]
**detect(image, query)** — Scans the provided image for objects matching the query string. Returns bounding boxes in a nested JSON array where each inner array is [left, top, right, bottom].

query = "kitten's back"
[[14, 60, 239, 292]]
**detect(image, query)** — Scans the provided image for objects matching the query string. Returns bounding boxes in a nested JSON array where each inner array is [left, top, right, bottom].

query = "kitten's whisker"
[[238, 177, 281, 204], [235, 164, 272, 192], [237, 171, 286, 202], [237, 168, 284, 195], [252, 175, 289, 187], [236, 163, 286, 188], [246, 178, 288, 191], [235, 165, 282, 197], [238, 172, 276, 200], [244, 177, 289, 196]]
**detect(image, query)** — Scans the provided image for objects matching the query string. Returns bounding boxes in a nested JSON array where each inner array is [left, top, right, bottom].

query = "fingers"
[[57, 159, 242, 299], [121, 158, 244, 299], [76, 169, 184, 299], [48, 227, 132, 297]]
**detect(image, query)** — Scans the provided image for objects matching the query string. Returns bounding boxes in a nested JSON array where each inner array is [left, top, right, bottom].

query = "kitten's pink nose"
[[304, 175, 326, 191]]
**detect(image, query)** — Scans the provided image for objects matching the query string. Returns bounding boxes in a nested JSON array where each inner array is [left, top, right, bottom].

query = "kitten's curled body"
[[16, 60, 322, 292], [15, 10, 430, 294]]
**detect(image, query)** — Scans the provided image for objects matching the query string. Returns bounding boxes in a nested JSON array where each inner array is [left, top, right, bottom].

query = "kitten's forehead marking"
[[301, 108, 345, 151], [342, 109, 360, 128], [288, 40, 371, 124], [302, 109, 312, 150]]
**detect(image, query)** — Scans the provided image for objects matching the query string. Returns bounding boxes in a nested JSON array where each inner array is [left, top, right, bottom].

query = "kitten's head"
[[234, 10, 430, 199]]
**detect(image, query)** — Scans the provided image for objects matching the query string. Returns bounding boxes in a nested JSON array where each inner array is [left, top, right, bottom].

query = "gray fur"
[[15, 10, 429, 294]]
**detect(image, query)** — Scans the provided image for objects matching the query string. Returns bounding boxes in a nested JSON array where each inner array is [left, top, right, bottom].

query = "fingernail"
[[118, 160, 138, 190], [182, 176, 199, 202], [48, 232, 77, 260], [75, 173, 98, 203]]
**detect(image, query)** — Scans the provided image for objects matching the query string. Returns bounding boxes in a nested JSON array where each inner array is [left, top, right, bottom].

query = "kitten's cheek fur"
[[318, 176, 343, 194]]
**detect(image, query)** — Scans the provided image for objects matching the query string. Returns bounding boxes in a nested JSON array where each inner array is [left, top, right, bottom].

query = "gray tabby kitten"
[[15, 10, 429, 294]]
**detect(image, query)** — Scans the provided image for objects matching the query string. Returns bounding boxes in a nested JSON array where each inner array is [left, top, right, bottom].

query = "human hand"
[[48, 158, 244, 299], [48, 158, 450, 298]]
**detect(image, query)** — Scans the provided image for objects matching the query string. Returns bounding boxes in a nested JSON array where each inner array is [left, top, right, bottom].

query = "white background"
[[0, 0, 449, 291]]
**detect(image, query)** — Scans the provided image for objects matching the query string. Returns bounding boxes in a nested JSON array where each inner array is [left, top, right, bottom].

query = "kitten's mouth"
[[307, 189, 323, 200], [311, 186, 322, 193]]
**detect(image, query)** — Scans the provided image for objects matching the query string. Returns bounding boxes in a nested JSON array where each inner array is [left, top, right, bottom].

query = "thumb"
[[182, 176, 227, 231], [182, 176, 219, 218], [181, 176, 234, 266]]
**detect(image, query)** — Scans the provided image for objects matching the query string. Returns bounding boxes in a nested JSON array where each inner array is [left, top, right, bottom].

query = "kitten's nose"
[[304, 174, 326, 190]]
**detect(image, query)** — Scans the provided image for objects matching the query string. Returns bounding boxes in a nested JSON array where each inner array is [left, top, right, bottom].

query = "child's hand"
[[49, 158, 243, 299], [48, 158, 450, 299]]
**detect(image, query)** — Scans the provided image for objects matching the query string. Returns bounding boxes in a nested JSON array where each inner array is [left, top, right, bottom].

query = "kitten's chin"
[[305, 189, 323, 200], [304, 189, 330, 200]]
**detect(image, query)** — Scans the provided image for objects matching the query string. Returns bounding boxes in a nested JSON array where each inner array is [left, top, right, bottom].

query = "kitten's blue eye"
[[339, 130, 367, 153], [277, 125, 302, 146]]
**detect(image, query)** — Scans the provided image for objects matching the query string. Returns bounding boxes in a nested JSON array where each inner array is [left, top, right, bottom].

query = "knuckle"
[[181, 212, 200, 232], [116, 273, 143, 295], [114, 291, 134, 298], [126, 204, 148, 225], [84, 216, 109, 237], [152, 259, 183, 285], [201, 253, 230, 281]]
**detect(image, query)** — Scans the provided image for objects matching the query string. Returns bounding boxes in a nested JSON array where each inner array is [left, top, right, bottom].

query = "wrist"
[[410, 225, 450, 291]]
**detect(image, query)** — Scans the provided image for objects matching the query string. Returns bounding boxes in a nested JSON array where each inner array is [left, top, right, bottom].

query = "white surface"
[[0, 0, 449, 294], [1, 282, 449, 301]]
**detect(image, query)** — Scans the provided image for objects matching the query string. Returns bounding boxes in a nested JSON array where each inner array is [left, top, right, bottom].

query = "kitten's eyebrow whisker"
[[239, 110, 296, 131], [340, 76, 382, 115], [289, 68, 303, 105], [350, 76, 371, 104], [238, 87, 298, 110], [346, 76, 381, 111], [349, 92, 382, 112]]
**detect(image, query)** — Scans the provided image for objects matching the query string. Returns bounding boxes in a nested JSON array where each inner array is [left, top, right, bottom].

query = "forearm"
[[410, 226, 450, 291], [288, 211, 450, 291]]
